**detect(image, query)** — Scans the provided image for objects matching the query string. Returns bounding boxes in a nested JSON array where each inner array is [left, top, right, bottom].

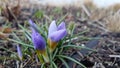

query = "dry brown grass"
[[0, 0, 94, 8], [84, 0, 96, 9], [0, 0, 30, 8], [89, 8, 113, 21], [108, 3, 120, 12], [105, 11, 120, 32]]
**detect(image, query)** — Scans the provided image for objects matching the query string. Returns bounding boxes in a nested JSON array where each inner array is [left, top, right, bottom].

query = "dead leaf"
[[3, 27, 13, 33], [0, 27, 13, 33], [0, 33, 8, 39], [65, 13, 74, 22], [1, 0, 21, 21]]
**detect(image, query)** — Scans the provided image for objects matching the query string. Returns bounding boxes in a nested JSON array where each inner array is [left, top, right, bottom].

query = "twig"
[[88, 21, 109, 32], [22, 58, 31, 67], [94, 20, 106, 28], [109, 55, 120, 58], [111, 57, 116, 66], [81, 4, 91, 17]]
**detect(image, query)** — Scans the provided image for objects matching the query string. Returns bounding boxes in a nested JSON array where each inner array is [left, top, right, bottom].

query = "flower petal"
[[32, 30, 46, 50], [17, 45, 22, 60], [57, 22, 66, 30], [49, 29, 67, 42], [29, 19, 39, 32], [48, 20, 57, 38]]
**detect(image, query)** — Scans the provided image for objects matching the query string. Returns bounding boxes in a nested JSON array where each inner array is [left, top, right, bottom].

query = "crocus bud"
[[29, 20, 49, 63], [48, 20, 67, 52], [31, 28, 46, 51], [17, 45, 22, 60], [29, 19, 39, 32]]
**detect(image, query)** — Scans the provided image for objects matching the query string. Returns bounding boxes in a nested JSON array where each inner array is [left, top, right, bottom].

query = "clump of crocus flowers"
[[29, 20, 67, 63]]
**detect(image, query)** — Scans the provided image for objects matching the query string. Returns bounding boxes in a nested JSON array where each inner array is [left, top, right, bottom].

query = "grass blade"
[[8, 39, 34, 48], [52, 61, 58, 68], [60, 45, 96, 51], [58, 57, 69, 68], [57, 55, 86, 68]]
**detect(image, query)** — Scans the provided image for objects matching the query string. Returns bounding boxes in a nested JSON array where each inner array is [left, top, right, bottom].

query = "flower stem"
[[36, 50, 49, 63], [36, 50, 44, 63], [48, 39, 58, 53], [42, 50, 49, 63]]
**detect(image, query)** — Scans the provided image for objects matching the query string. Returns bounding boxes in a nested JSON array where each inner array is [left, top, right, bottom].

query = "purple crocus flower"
[[31, 26, 46, 51], [48, 20, 67, 52], [29, 20, 49, 62], [29, 19, 46, 51], [17, 45, 22, 60], [48, 20, 67, 42]]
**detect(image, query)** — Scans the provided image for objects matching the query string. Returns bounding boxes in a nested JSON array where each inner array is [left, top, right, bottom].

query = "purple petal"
[[48, 20, 57, 38], [17, 45, 22, 59], [29, 19, 38, 32], [29, 19, 37, 27], [57, 22, 66, 30], [32, 30, 46, 50], [49, 29, 67, 42]]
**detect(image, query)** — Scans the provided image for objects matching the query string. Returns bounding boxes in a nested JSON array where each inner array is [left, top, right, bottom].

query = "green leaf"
[[52, 62, 58, 68], [12, 32, 21, 41], [57, 55, 86, 68], [8, 39, 34, 48], [0, 46, 16, 54], [34, 10, 44, 19], [52, 7, 62, 14], [52, 48, 58, 59], [58, 57, 69, 68], [60, 45, 96, 52], [41, 63, 45, 68], [24, 32, 32, 42], [57, 13, 68, 24], [68, 22, 75, 35], [18, 24, 31, 36]]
